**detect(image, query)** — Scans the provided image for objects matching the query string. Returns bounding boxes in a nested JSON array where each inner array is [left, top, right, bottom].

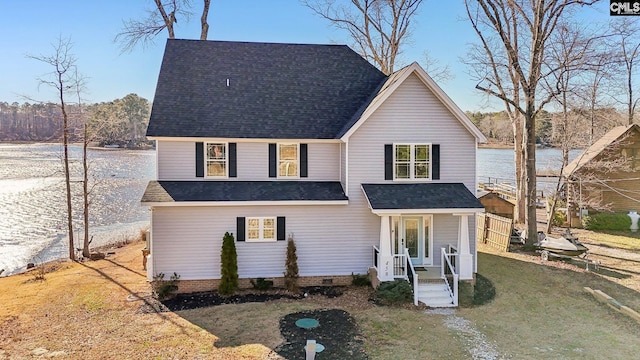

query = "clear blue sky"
[[1, 1, 612, 112]]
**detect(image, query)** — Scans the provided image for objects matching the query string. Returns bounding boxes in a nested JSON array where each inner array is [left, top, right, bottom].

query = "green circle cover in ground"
[[295, 318, 319, 329]]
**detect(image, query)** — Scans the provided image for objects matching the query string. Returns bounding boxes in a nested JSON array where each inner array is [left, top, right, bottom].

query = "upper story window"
[[206, 142, 227, 177], [395, 144, 430, 180], [278, 143, 299, 177], [247, 217, 276, 242]]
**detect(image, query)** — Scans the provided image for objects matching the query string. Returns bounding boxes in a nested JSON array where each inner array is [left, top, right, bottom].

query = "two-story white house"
[[141, 39, 486, 307]]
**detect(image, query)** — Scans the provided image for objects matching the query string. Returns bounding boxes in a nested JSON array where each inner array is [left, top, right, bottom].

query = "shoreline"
[[3, 220, 150, 277]]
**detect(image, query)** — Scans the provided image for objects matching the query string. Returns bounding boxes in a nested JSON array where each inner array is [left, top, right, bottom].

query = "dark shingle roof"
[[141, 181, 348, 203], [361, 183, 484, 210], [146, 39, 387, 139]]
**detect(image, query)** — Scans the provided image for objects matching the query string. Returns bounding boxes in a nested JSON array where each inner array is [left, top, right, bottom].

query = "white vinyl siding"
[[150, 205, 375, 280], [157, 140, 196, 180], [157, 140, 340, 181]]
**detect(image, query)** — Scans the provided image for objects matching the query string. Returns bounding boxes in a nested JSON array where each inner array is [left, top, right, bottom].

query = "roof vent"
[[226, 78, 230, 87]]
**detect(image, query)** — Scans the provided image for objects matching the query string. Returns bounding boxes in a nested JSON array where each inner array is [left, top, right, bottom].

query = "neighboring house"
[[141, 39, 486, 307], [562, 124, 640, 225]]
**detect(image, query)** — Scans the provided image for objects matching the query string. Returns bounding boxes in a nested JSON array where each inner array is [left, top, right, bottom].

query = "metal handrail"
[[373, 245, 380, 270], [404, 247, 418, 306]]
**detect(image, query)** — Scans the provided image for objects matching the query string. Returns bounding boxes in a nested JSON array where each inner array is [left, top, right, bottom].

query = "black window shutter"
[[384, 144, 393, 180], [276, 217, 286, 241], [195, 142, 204, 178], [269, 143, 277, 178], [229, 143, 237, 178], [236, 217, 245, 241], [300, 144, 308, 178], [432, 144, 440, 180]]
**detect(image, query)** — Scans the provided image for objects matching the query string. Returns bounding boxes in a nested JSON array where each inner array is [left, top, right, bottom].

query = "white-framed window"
[[278, 143, 299, 178], [394, 143, 431, 180], [206, 142, 227, 177], [246, 217, 276, 242]]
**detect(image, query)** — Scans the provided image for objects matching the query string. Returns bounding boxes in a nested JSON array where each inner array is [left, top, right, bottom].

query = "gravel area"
[[426, 308, 503, 360]]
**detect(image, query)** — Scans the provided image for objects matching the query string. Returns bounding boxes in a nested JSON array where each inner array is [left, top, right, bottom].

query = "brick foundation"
[[168, 275, 354, 294]]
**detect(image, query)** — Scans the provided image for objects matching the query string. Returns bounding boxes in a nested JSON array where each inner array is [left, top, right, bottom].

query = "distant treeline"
[[0, 93, 151, 148], [466, 108, 630, 148]]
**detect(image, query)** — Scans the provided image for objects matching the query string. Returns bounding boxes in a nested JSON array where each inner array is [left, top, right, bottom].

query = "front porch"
[[361, 183, 484, 308], [372, 244, 461, 307]]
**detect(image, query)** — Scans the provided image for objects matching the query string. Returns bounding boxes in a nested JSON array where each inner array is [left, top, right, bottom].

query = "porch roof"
[[361, 183, 484, 214], [141, 180, 348, 206]]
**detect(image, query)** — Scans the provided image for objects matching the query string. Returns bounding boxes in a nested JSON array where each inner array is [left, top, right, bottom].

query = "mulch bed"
[[274, 309, 368, 360], [158, 286, 347, 311]]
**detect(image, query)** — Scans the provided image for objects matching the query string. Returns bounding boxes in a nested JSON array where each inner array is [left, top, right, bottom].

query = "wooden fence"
[[477, 213, 513, 252]]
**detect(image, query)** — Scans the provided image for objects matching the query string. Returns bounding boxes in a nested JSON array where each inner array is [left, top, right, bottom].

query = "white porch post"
[[456, 213, 473, 280], [378, 215, 394, 281]]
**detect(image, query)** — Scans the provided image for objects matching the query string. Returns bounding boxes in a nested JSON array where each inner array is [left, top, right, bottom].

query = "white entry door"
[[403, 216, 432, 266]]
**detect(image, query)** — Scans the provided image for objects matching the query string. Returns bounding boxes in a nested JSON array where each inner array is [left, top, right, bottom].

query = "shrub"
[[219, 232, 238, 295], [153, 272, 180, 300], [351, 273, 371, 287], [582, 213, 632, 231], [284, 236, 299, 292], [473, 274, 496, 306], [250, 277, 274, 291], [550, 209, 567, 226], [376, 280, 413, 305]]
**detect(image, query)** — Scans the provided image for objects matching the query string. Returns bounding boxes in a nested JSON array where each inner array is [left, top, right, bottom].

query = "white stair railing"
[[404, 247, 418, 305], [440, 247, 459, 306]]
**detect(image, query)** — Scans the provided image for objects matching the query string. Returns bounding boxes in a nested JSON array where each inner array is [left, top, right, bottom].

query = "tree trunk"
[[82, 120, 90, 258], [524, 107, 538, 248], [59, 79, 75, 261], [514, 118, 525, 224], [200, 0, 211, 40]]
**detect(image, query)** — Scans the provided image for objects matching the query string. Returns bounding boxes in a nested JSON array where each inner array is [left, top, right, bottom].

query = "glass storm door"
[[403, 217, 423, 266]]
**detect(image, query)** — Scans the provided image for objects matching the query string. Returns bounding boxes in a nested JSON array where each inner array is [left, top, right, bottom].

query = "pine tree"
[[284, 236, 299, 292], [219, 231, 238, 295]]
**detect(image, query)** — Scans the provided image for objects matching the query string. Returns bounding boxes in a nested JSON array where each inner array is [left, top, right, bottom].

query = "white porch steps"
[[417, 280, 455, 307]]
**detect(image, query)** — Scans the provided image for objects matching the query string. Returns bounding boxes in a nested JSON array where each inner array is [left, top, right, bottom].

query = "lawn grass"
[[459, 250, 640, 359], [1, 240, 640, 359], [573, 228, 640, 251]]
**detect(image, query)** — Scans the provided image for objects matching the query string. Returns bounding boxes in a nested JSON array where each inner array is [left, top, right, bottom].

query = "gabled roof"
[[141, 180, 348, 206], [338, 62, 487, 142], [146, 39, 387, 139], [361, 183, 484, 214], [563, 124, 640, 177]]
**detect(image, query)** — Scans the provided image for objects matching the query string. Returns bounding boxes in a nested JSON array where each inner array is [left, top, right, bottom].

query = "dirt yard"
[[1, 232, 640, 359]]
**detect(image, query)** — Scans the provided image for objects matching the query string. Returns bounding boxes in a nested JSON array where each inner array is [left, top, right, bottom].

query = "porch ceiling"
[[361, 183, 484, 213]]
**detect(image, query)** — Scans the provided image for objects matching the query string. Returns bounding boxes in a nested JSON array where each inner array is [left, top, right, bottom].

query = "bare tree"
[[115, 0, 212, 52], [464, 0, 598, 246], [71, 68, 93, 258], [422, 50, 453, 83], [610, 18, 640, 126], [28, 37, 81, 261], [303, 0, 424, 75]]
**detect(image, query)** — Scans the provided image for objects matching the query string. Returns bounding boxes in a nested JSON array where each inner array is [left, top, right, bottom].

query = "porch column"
[[456, 214, 473, 280], [378, 215, 394, 281]]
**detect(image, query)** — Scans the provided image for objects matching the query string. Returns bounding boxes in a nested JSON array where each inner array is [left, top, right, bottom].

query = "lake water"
[[0, 144, 578, 276], [0, 143, 154, 275]]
